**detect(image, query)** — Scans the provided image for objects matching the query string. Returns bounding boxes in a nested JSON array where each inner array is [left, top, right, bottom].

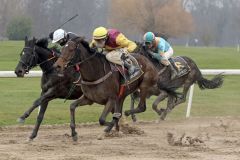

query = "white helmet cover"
[[52, 29, 66, 43]]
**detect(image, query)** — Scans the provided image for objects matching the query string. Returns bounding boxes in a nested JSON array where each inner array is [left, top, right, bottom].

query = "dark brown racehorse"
[[131, 43, 224, 120], [53, 37, 176, 141]]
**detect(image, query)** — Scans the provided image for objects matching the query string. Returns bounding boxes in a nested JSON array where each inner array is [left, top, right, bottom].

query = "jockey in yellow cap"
[[90, 26, 140, 79]]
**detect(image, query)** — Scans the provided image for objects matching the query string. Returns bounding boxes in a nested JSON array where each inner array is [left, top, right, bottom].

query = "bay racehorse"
[[53, 37, 177, 141]]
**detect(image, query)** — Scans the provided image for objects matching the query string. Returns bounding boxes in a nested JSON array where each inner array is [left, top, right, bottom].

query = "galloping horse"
[[130, 43, 224, 120], [15, 37, 83, 140], [53, 37, 177, 141]]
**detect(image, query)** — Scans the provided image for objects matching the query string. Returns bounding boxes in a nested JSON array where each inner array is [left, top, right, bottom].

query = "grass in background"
[[0, 41, 239, 126]]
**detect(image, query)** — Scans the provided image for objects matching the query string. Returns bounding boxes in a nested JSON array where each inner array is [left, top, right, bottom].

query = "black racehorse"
[[15, 37, 83, 140], [15, 37, 141, 140], [130, 43, 224, 120]]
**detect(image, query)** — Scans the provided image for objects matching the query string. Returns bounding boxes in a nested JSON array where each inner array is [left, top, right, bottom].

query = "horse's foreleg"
[[173, 83, 191, 106], [70, 96, 93, 141], [152, 90, 168, 116], [160, 84, 192, 120], [29, 101, 48, 140], [160, 95, 175, 120], [18, 90, 49, 123]]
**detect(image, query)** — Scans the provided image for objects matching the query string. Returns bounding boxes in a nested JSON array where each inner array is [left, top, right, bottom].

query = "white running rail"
[[1, 69, 240, 118]]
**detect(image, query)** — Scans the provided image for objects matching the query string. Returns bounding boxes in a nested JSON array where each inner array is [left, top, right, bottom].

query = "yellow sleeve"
[[116, 33, 137, 53]]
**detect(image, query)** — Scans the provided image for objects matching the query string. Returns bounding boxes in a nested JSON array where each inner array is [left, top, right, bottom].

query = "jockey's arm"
[[148, 50, 162, 61], [116, 33, 137, 53]]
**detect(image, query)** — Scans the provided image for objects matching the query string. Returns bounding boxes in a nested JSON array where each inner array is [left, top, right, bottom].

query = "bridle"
[[62, 40, 97, 69], [19, 46, 56, 73]]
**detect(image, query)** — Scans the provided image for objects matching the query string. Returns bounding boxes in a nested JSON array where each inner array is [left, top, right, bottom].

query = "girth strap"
[[81, 71, 113, 85]]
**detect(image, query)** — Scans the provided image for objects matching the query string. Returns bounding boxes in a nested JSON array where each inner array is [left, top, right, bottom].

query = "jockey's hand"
[[147, 50, 162, 61], [147, 50, 155, 57], [95, 47, 103, 53], [95, 47, 107, 55]]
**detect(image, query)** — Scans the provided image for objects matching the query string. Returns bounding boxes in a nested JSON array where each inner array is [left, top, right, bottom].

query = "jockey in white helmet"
[[49, 29, 78, 46]]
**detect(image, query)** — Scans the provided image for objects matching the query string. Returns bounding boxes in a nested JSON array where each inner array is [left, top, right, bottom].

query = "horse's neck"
[[78, 48, 110, 81], [36, 46, 55, 73]]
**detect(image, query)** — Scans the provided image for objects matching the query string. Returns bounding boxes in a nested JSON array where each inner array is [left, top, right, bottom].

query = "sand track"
[[1, 117, 240, 160]]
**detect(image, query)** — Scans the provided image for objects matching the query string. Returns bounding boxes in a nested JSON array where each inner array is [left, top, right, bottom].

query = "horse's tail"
[[182, 56, 224, 90], [197, 74, 224, 89]]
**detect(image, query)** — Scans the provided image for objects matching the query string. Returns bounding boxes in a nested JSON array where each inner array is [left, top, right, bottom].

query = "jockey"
[[90, 26, 140, 79], [49, 29, 78, 46], [143, 32, 178, 80]]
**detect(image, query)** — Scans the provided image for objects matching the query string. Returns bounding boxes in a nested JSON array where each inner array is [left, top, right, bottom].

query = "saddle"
[[170, 56, 190, 78], [110, 55, 143, 85]]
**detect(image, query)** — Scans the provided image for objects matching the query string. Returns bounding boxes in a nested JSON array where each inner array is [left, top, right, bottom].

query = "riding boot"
[[123, 60, 140, 79]]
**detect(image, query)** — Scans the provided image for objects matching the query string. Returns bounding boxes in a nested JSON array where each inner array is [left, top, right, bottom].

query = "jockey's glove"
[[148, 51, 162, 61], [95, 47, 108, 55]]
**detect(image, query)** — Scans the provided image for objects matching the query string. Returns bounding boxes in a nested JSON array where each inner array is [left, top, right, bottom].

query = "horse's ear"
[[33, 36, 37, 44], [25, 36, 28, 45]]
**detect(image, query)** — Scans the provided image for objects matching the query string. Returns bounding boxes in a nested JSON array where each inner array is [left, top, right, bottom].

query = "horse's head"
[[15, 36, 52, 77], [54, 37, 90, 74], [15, 36, 39, 77]]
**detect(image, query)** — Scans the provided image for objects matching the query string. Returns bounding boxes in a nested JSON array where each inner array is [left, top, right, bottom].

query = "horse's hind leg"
[[70, 96, 93, 141], [99, 98, 120, 133], [152, 90, 168, 116], [130, 94, 137, 122], [124, 89, 147, 116]]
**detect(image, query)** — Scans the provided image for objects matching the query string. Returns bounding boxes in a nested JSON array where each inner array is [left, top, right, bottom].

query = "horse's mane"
[[80, 39, 95, 54], [35, 38, 49, 49]]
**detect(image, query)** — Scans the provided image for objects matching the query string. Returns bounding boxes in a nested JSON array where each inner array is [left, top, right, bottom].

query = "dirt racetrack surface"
[[1, 117, 240, 160]]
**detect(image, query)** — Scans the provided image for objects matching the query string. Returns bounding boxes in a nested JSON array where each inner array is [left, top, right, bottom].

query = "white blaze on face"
[[22, 51, 25, 55]]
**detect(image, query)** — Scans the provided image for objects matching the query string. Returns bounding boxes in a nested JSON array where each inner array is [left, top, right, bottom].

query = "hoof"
[[131, 115, 137, 122], [104, 125, 113, 133], [72, 133, 78, 142], [27, 138, 34, 143], [160, 116, 166, 121], [17, 117, 25, 124], [124, 110, 131, 117]]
